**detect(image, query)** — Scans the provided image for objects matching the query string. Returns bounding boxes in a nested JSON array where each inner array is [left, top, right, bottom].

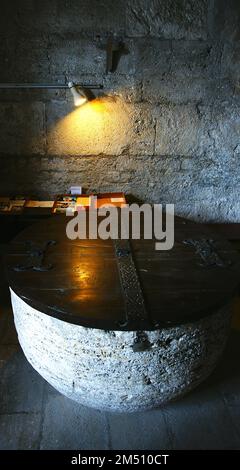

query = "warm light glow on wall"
[[47, 96, 133, 156]]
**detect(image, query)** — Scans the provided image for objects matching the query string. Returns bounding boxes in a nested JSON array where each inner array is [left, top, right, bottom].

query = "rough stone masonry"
[[0, 0, 240, 222]]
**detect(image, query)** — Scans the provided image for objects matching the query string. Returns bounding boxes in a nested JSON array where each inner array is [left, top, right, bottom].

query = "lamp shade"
[[68, 81, 88, 107]]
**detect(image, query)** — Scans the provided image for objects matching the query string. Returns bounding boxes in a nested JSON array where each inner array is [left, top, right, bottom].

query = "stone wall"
[[0, 0, 240, 221]]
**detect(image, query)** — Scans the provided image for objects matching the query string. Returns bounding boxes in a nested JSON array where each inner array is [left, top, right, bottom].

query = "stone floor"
[[0, 242, 240, 450]]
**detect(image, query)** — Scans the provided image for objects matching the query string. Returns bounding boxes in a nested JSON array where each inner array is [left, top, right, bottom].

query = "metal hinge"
[[13, 240, 56, 272], [183, 238, 231, 268]]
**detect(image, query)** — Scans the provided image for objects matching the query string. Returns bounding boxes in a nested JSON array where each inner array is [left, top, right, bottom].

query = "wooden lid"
[[5, 215, 240, 330]]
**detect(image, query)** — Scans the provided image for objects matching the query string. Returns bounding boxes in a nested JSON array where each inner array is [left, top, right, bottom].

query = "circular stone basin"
[[6, 216, 240, 412]]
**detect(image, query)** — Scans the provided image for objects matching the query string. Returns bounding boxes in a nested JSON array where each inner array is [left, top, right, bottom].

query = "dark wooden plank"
[[5, 215, 240, 330], [205, 223, 240, 240]]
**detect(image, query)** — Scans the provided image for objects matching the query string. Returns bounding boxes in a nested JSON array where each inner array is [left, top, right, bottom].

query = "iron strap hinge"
[[13, 240, 56, 272], [183, 238, 231, 268], [113, 238, 152, 351]]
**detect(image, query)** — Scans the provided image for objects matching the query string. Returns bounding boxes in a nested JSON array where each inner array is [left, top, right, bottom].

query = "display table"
[[5, 215, 240, 412]]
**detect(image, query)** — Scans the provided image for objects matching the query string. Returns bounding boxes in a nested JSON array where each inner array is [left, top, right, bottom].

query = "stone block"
[[0, 35, 16, 82], [0, 1, 58, 35], [163, 395, 240, 449], [107, 409, 171, 450], [212, 0, 240, 42], [126, 0, 208, 40], [46, 98, 155, 156], [133, 39, 171, 78], [219, 363, 240, 438], [55, 0, 126, 35], [103, 75, 142, 103], [142, 77, 225, 106], [0, 88, 67, 104], [203, 97, 240, 157], [0, 413, 41, 450], [48, 37, 106, 82], [10, 35, 106, 83], [129, 103, 155, 155], [0, 102, 46, 155], [0, 351, 45, 414], [140, 40, 224, 105], [40, 394, 108, 450], [221, 42, 240, 81], [0, 304, 18, 346], [0, 345, 18, 368], [0, 0, 126, 36], [13, 35, 51, 82], [154, 104, 203, 156], [171, 41, 221, 80]]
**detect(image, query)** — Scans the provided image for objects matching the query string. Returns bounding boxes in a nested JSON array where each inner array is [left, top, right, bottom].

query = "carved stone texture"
[[10, 288, 232, 412]]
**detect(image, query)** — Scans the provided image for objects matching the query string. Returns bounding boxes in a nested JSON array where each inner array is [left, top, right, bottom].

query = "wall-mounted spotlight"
[[0, 82, 103, 107], [68, 81, 88, 107]]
